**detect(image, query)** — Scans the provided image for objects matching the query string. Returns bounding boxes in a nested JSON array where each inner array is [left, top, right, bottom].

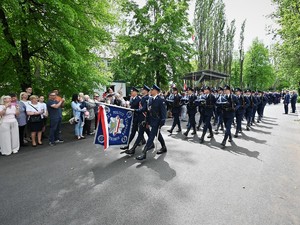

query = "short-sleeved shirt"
[[0, 105, 17, 123], [26, 102, 44, 118], [47, 100, 62, 119]]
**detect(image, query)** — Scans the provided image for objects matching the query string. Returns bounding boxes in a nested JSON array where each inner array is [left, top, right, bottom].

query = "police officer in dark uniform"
[[220, 85, 240, 147], [244, 89, 256, 130], [120, 87, 141, 150], [136, 85, 167, 161], [257, 91, 268, 122], [196, 87, 205, 130], [283, 90, 290, 114], [215, 87, 224, 134], [251, 91, 260, 125], [234, 88, 249, 137], [199, 86, 216, 143], [183, 87, 197, 137], [123, 85, 151, 155], [167, 87, 182, 134], [291, 90, 298, 113]]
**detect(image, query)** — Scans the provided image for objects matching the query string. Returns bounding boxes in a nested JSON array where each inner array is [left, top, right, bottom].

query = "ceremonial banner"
[[94, 104, 134, 150]]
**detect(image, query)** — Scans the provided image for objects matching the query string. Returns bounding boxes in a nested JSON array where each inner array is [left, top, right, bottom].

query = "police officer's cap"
[[143, 85, 150, 92], [245, 89, 251, 92], [203, 86, 211, 91], [223, 85, 231, 90], [217, 86, 223, 91], [131, 87, 139, 92], [186, 87, 194, 92], [172, 87, 178, 92], [235, 88, 242, 92], [258, 90, 263, 93], [152, 84, 161, 92]]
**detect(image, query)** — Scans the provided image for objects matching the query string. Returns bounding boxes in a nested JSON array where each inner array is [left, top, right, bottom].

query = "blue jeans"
[[49, 117, 62, 143], [75, 117, 83, 137]]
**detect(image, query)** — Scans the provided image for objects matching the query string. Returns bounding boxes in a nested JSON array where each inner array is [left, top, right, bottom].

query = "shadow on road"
[[136, 154, 176, 182], [92, 151, 176, 184], [250, 127, 272, 134], [227, 140, 260, 159], [241, 132, 268, 144]]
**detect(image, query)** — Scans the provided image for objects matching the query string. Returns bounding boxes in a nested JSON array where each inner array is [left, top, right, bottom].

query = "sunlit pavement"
[[1, 103, 300, 225]]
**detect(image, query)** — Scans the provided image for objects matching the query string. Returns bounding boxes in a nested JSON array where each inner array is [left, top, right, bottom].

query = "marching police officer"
[[183, 87, 197, 137], [120, 87, 141, 151], [283, 90, 290, 114], [220, 85, 240, 147], [167, 87, 182, 134], [234, 88, 249, 137], [124, 85, 151, 155], [196, 87, 205, 130], [257, 91, 268, 122], [199, 86, 216, 143], [215, 87, 224, 134], [251, 91, 260, 125], [136, 85, 167, 161]]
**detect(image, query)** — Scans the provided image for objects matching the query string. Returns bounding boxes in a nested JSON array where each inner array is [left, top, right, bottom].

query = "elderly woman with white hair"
[[83, 95, 96, 136], [0, 95, 20, 155]]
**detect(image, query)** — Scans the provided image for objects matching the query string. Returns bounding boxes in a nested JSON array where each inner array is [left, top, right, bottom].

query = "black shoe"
[[234, 134, 238, 138], [125, 149, 135, 155], [120, 145, 129, 150], [157, 146, 167, 155], [183, 131, 188, 136], [167, 129, 173, 134], [176, 129, 181, 132], [136, 153, 146, 160], [228, 138, 232, 142], [191, 130, 196, 135], [257, 120, 260, 123], [207, 133, 213, 138], [142, 139, 146, 145], [221, 141, 226, 147], [215, 131, 219, 134], [136, 148, 147, 160], [246, 126, 250, 131], [197, 126, 200, 131], [125, 144, 138, 155]]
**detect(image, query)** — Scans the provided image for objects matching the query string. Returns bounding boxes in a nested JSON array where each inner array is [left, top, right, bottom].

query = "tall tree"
[[112, 0, 193, 88], [238, 19, 246, 88], [0, 0, 115, 95], [243, 38, 274, 90], [194, 0, 235, 77]]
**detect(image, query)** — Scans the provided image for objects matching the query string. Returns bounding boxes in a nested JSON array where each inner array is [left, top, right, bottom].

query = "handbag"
[[28, 104, 42, 123]]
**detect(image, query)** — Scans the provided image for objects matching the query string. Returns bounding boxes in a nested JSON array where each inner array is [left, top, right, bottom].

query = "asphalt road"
[[0, 103, 300, 225]]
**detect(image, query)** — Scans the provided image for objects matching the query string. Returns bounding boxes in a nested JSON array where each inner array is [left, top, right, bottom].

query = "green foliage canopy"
[[0, 0, 115, 96], [243, 38, 274, 90], [111, 0, 193, 89]]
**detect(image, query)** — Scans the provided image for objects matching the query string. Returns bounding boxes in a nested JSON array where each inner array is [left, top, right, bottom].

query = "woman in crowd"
[[26, 95, 44, 146], [10, 93, 28, 147], [0, 95, 20, 155], [39, 95, 48, 138], [71, 94, 86, 140], [83, 95, 96, 136]]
